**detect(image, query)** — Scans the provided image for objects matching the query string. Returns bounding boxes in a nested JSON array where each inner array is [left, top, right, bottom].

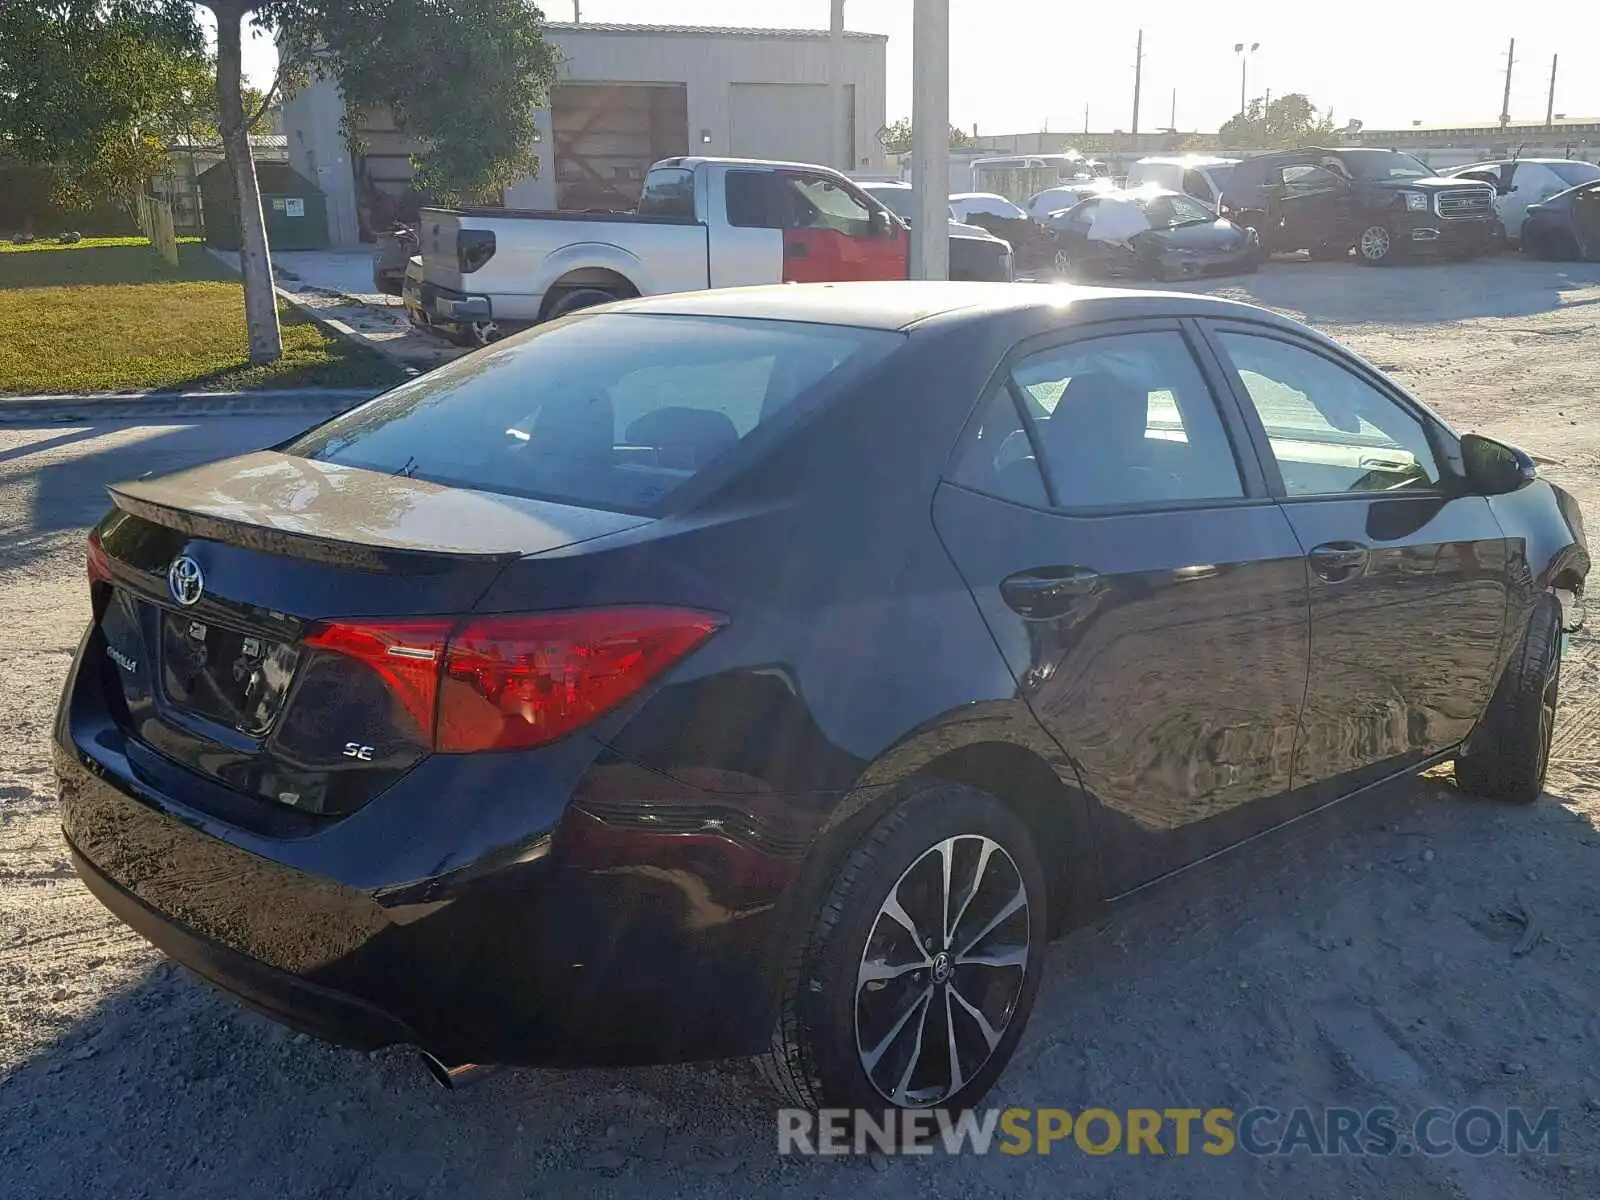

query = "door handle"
[[785, 242, 809, 259], [1000, 567, 1101, 619], [1308, 541, 1369, 583]]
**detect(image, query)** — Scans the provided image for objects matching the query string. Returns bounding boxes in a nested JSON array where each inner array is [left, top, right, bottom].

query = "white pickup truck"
[[405, 156, 915, 346]]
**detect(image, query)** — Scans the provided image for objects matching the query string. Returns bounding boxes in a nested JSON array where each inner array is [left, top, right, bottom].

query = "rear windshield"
[[285, 314, 902, 515]]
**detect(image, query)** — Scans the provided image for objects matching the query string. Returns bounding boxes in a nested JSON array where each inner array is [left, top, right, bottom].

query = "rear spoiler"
[[106, 487, 522, 573]]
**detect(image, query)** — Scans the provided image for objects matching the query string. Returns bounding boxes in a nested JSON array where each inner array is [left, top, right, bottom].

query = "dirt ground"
[[3, 255, 1600, 1199]]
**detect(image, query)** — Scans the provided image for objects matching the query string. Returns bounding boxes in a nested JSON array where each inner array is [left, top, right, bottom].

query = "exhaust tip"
[[417, 1051, 500, 1090], [417, 1050, 455, 1089]]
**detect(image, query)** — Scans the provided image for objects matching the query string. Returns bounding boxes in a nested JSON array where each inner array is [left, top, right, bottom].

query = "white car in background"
[[1125, 155, 1242, 210], [1444, 159, 1600, 244]]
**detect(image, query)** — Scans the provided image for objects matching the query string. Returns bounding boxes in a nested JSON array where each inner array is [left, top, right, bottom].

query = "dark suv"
[[1219, 147, 1500, 265]]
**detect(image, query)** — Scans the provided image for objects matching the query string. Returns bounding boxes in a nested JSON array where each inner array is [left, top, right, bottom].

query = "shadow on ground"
[[0, 418, 322, 576], [5, 775, 1597, 1199]]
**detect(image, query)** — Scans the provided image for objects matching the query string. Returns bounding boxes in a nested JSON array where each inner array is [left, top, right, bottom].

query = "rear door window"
[[1005, 330, 1246, 510], [286, 314, 902, 515], [637, 168, 697, 219], [725, 170, 781, 228]]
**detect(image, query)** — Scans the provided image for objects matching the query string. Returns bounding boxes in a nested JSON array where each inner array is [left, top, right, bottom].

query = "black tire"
[[1356, 222, 1400, 266], [1455, 594, 1562, 804], [546, 286, 623, 320], [761, 780, 1048, 1114]]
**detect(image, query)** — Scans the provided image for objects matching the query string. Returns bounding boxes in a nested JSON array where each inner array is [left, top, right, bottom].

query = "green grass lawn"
[[0, 238, 404, 395]]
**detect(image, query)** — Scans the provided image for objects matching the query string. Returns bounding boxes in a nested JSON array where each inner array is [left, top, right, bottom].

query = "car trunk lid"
[[91, 452, 648, 817]]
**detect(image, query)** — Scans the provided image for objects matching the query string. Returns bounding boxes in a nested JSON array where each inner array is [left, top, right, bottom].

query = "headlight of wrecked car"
[[1404, 192, 1429, 212]]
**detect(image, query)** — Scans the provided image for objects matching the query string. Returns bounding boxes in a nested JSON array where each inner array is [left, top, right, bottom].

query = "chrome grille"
[[1435, 188, 1493, 220]]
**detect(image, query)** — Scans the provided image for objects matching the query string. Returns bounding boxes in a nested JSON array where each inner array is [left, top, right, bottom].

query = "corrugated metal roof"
[[545, 21, 886, 40], [168, 134, 288, 149]]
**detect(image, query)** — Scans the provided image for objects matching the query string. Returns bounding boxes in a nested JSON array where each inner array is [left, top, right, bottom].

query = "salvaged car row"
[[383, 148, 1600, 346]]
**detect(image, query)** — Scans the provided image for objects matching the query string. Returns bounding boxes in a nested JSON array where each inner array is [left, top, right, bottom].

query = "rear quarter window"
[[285, 314, 902, 515]]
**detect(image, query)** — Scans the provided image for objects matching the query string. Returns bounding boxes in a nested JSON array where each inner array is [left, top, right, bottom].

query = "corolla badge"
[[167, 556, 205, 607]]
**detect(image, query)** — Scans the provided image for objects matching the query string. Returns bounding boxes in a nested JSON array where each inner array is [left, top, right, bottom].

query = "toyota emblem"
[[167, 556, 204, 607]]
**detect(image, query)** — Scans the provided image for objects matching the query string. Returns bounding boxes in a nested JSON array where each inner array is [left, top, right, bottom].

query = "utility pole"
[[909, 0, 949, 280], [573, 0, 580, 20], [1170, 88, 1176, 131], [1499, 37, 1516, 128], [1546, 54, 1558, 129], [828, 0, 847, 170], [1084, 103, 1090, 135], [1131, 30, 1144, 137]]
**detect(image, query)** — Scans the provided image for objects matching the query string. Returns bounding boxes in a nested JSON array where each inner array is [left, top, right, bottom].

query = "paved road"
[[3, 370, 1597, 1199]]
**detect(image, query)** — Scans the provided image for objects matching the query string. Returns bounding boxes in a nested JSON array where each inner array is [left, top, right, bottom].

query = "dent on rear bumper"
[[53, 715, 806, 1066]]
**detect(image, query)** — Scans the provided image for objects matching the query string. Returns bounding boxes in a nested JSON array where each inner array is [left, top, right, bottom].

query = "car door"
[[932, 321, 1312, 892], [1200, 321, 1512, 794], [1510, 164, 1574, 237], [1280, 162, 1352, 251], [777, 170, 908, 283], [1572, 183, 1600, 259]]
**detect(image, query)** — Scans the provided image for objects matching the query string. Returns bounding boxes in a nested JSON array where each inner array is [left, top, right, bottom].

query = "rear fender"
[[535, 242, 649, 301]]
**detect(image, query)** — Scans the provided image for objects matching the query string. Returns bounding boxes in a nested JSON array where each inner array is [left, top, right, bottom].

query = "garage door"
[[729, 83, 847, 167]]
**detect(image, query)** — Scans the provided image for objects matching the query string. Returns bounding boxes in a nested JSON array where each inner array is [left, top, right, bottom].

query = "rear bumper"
[[67, 838, 420, 1052], [54, 648, 799, 1067], [409, 280, 492, 322]]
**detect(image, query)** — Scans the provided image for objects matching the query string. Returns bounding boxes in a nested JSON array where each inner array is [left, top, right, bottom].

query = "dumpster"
[[199, 161, 330, 251]]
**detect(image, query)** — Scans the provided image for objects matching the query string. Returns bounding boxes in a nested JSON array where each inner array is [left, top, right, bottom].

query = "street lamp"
[[1233, 42, 1259, 118]]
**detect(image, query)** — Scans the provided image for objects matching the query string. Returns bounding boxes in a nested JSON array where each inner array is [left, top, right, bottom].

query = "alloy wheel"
[[1359, 225, 1391, 261], [854, 835, 1031, 1107], [469, 320, 501, 347]]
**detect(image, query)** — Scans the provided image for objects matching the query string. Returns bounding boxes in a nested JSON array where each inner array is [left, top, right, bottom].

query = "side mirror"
[[1460, 433, 1537, 496]]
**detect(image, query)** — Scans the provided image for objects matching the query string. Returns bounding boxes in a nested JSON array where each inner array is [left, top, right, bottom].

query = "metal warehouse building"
[[282, 21, 889, 246]]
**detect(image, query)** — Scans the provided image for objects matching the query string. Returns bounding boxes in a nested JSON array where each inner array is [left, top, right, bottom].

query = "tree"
[[882, 118, 974, 155], [1217, 93, 1341, 149], [195, 1, 558, 363], [0, 2, 208, 220]]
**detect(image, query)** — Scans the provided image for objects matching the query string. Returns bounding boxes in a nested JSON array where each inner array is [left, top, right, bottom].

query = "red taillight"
[[437, 608, 723, 752], [87, 531, 112, 585], [305, 608, 722, 753], [304, 618, 454, 740]]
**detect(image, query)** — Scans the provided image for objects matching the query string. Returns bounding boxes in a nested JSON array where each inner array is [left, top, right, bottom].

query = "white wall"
[[507, 26, 888, 210], [281, 76, 362, 246], [289, 26, 890, 235]]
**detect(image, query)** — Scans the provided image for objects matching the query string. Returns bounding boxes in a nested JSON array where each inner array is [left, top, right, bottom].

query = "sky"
[[239, 1, 1600, 135]]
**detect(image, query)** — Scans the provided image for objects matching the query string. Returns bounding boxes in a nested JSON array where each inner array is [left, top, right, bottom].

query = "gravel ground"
[[3, 257, 1600, 1198]]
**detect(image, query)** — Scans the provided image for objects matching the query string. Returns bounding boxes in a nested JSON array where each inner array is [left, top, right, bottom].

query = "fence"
[[136, 194, 179, 267]]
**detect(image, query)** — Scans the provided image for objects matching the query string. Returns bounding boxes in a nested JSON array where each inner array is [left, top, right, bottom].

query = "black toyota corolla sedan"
[[58, 282, 1587, 1112]]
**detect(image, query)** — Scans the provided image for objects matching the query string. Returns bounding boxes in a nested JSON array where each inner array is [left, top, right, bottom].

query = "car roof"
[[950, 192, 1014, 203], [1134, 156, 1240, 168], [653, 155, 850, 175], [596, 281, 1282, 333], [859, 180, 911, 189]]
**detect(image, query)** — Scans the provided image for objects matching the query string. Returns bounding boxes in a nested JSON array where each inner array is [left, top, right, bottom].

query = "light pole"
[[1233, 41, 1259, 118], [909, 0, 949, 280], [828, 0, 847, 170]]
